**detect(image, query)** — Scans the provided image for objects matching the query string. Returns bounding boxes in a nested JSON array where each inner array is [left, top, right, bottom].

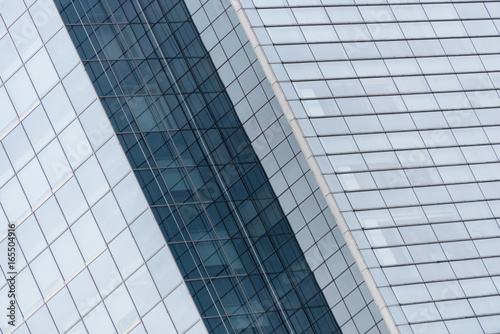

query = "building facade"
[[0, 0, 499, 334], [230, 1, 500, 334]]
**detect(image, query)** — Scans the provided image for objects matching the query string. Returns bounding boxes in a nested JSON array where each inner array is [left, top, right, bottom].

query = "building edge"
[[228, 1, 399, 333]]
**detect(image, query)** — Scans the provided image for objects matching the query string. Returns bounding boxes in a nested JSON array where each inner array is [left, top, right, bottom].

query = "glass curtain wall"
[[53, 0, 342, 333]]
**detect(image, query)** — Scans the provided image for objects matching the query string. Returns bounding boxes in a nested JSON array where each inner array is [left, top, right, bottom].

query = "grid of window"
[[54, 0, 341, 333], [0, 1, 205, 333], [236, 0, 500, 333], [186, 0, 388, 333]]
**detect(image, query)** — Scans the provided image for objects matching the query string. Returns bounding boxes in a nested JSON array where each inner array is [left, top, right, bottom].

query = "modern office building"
[[0, 0, 499, 334]]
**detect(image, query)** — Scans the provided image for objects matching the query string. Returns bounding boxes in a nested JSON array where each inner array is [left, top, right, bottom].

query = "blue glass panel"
[[54, 0, 341, 333]]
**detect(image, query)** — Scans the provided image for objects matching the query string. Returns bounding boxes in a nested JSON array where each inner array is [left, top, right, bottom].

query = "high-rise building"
[[0, 0, 499, 334], [229, 1, 500, 333]]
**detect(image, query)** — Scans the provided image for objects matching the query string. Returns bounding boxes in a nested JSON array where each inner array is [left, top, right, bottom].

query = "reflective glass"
[[129, 210, 164, 259], [50, 229, 84, 279], [71, 211, 105, 261], [75, 155, 108, 205], [62, 64, 95, 113], [22, 105, 55, 153], [83, 303, 116, 334], [104, 284, 139, 332], [125, 265, 160, 315], [164, 284, 200, 333], [17, 214, 45, 262], [146, 247, 183, 298], [5, 68, 39, 118], [10, 12, 43, 61], [48, 287, 80, 332], [91, 192, 127, 242], [79, 101, 114, 150], [58, 119, 92, 169], [88, 250, 122, 297], [3, 124, 34, 171], [45, 29, 79, 78], [0, 86, 18, 137], [37, 138, 71, 188], [41, 84, 76, 133], [17, 268, 43, 316], [142, 302, 176, 333], [17, 158, 51, 206], [34, 196, 67, 243], [29, 0, 63, 42], [54, 0, 343, 332], [30, 248, 63, 298], [55, 177, 88, 224], [95, 138, 129, 186], [26, 48, 59, 96], [0, 1, 25, 27], [0, 144, 14, 188], [27, 306, 58, 334], [68, 268, 100, 317], [109, 228, 142, 278], [113, 174, 147, 222], [0, 34, 22, 81], [0, 176, 30, 223]]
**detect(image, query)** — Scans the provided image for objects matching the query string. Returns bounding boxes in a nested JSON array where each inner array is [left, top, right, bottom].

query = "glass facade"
[[6, 0, 499, 333], [51, 0, 341, 334], [233, 0, 500, 334], [186, 1, 387, 334], [0, 0, 205, 333]]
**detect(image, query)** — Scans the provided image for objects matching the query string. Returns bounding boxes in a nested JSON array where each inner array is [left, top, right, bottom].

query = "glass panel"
[[113, 174, 147, 222], [41, 84, 76, 133], [17, 268, 43, 316], [25, 48, 59, 96], [129, 210, 164, 259], [47, 287, 80, 332], [58, 119, 92, 169], [104, 284, 139, 332], [29, 0, 63, 42], [0, 177, 30, 223], [10, 13, 43, 61], [95, 138, 129, 186], [55, 177, 88, 225], [17, 215, 45, 262], [0, 86, 18, 141], [34, 196, 67, 243], [27, 306, 58, 334], [109, 228, 143, 278], [68, 269, 100, 315], [75, 155, 108, 205], [142, 302, 176, 333], [30, 248, 63, 298], [22, 105, 55, 153], [91, 192, 127, 242], [0, 144, 14, 188], [37, 138, 72, 188], [146, 247, 183, 297], [17, 158, 51, 207], [83, 303, 116, 334], [89, 251, 122, 298], [50, 229, 84, 279], [3, 124, 34, 172], [45, 29, 80, 78], [79, 101, 114, 150], [125, 265, 160, 315], [5, 68, 39, 118], [164, 284, 200, 333], [0, 34, 22, 81], [71, 211, 105, 261], [62, 64, 96, 113]]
